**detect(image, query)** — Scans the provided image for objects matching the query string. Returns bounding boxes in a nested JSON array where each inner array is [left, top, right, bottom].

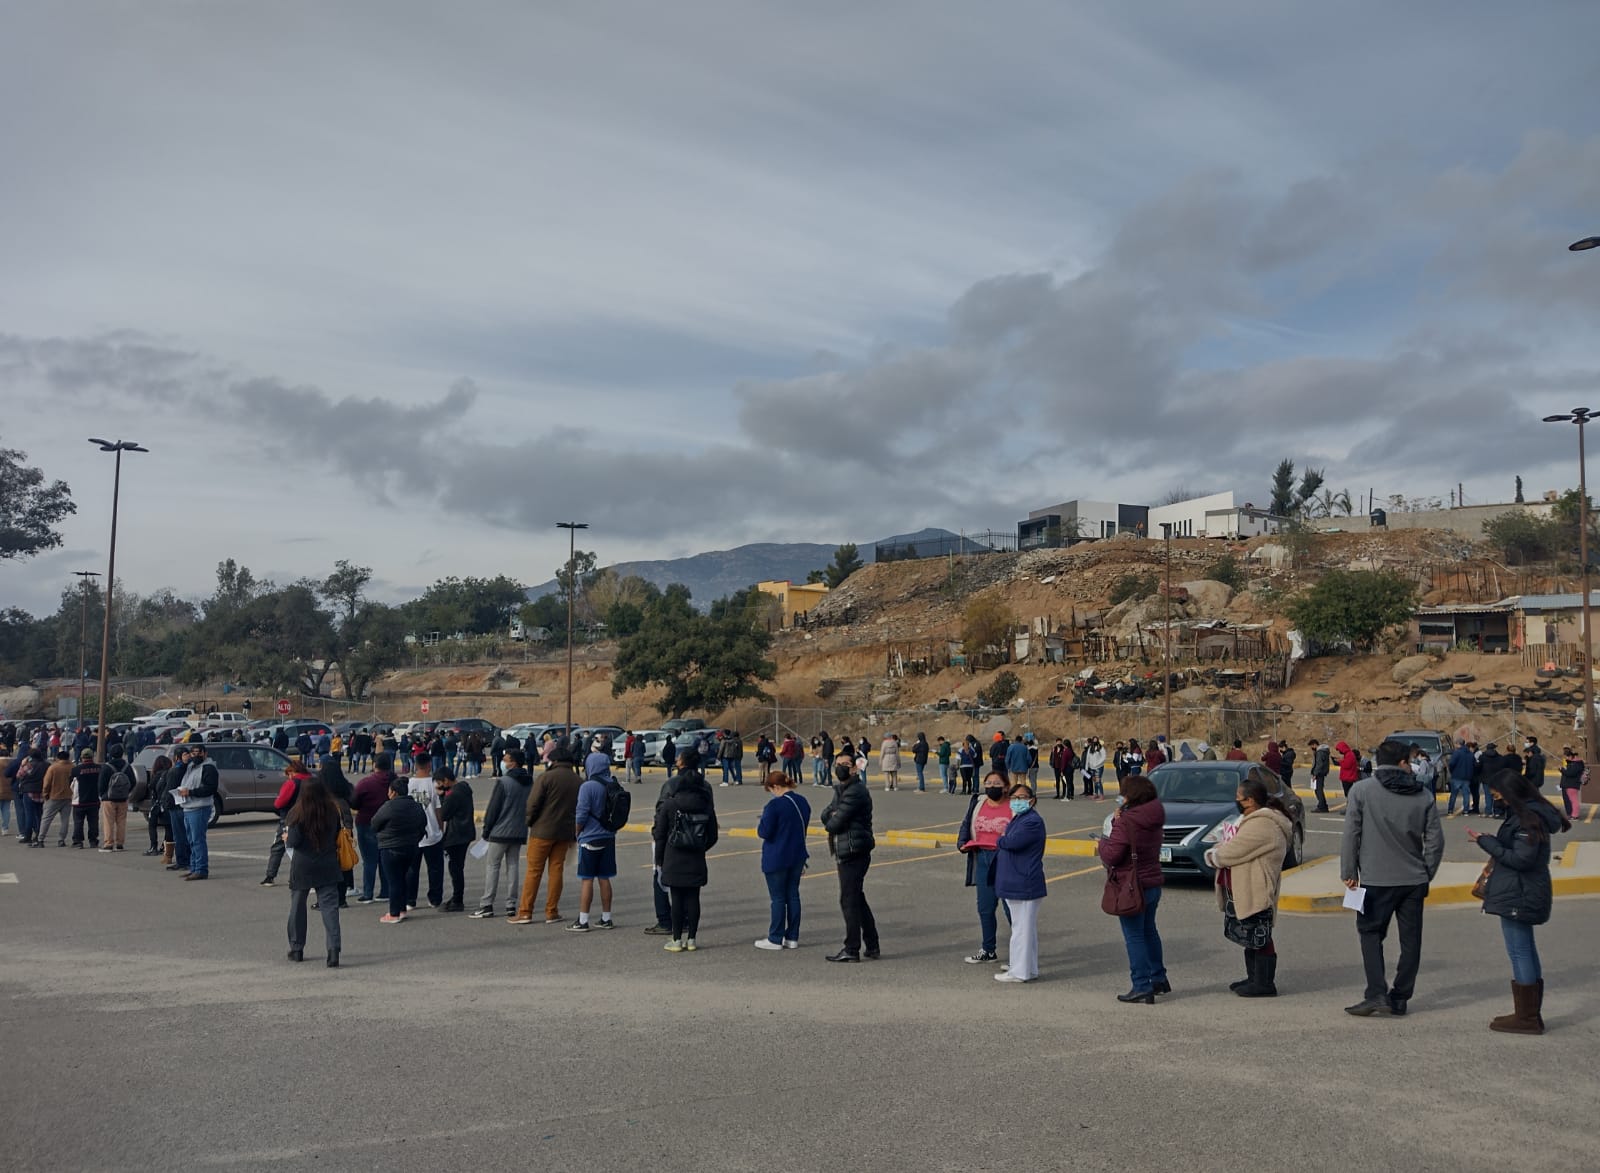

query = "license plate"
[[1159, 846, 1173, 863]]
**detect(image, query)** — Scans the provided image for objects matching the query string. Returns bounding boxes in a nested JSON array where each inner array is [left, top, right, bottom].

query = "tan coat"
[[0, 755, 13, 801], [41, 759, 74, 801], [1211, 807, 1292, 920]]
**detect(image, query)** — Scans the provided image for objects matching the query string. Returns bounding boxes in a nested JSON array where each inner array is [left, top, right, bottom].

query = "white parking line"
[[0, 873, 17, 884]]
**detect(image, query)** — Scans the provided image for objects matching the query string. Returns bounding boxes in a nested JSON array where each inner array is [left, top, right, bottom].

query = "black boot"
[[1239, 953, 1278, 998], [1231, 949, 1256, 993], [326, 950, 340, 969]]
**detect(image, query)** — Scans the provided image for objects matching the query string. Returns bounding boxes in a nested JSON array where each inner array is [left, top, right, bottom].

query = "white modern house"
[[1018, 490, 1276, 548], [1147, 491, 1278, 539]]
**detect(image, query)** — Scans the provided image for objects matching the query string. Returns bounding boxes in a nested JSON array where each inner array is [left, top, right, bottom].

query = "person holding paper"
[[1204, 769, 1293, 998], [1339, 738, 1444, 1018]]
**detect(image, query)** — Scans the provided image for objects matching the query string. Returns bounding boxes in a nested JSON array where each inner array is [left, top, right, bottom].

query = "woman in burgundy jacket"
[[1097, 774, 1168, 1004]]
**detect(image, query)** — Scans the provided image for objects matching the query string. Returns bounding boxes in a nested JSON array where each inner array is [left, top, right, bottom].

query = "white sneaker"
[[782, 939, 799, 949], [994, 971, 1034, 983], [720, 782, 730, 787], [753, 938, 784, 951]]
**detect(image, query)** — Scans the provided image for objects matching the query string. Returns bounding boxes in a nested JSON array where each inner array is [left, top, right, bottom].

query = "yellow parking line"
[[1046, 864, 1103, 884], [804, 850, 959, 881], [1050, 824, 1105, 838], [1587, 804, 1598, 824]]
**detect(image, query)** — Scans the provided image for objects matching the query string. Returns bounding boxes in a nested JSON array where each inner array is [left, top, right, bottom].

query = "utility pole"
[[556, 521, 588, 734], [1541, 408, 1597, 794], [73, 570, 100, 735], [1161, 523, 1173, 749], [88, 439, 147, 761]]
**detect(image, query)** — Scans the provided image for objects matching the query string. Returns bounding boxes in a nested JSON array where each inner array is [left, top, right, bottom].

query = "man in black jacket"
[[821, 757, 879, 962]]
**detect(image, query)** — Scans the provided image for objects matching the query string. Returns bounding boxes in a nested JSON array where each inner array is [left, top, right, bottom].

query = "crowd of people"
[[0, 717, 1575, 1032]]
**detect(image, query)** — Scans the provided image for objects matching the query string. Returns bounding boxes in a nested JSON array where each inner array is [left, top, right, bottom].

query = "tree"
[[611, 584, 777, 717], [0, 439, 75, 561], [555, 549, 600, 619], [1109, 571, 1159, 604], [335, 602, 407, 699], [211, 558, 262, 611], [1483, 512, 1562, 564], [1286, 569, 1418, 653], [1515, 476, 1525, 504], [400, 575, 526, 636], [182, 580, 336, 693], [961, 595, 1016, 661], [1269, 460, 1297, 518], [821, 543, 864, 588], [319, 560, 372, 625]]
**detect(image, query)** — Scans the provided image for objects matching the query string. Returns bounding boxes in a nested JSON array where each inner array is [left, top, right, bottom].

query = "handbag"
[[336, 826, 359, 871], [1222, 895, 1274, 949], [1100, 838, 1145, 917], [1471, 859, 1494, 901]]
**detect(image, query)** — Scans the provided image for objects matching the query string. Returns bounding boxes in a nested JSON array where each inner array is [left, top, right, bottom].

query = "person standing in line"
[[822, 755, 879, 962], [819, 729, 835, 786], [404, 749, 445, 911], [568, 760, 619, 932], [1098, 773, 1168, 1002], [1048, 739, 1068, 800], [911, 732, 930, 793], [71, 749, 102, 849], [1340, 738, 1445, 1017], [1557, 746, 1585, 820], [1445, 739, 1477, 818], [1205, 770, 1293, 998], [284, 776, 344, 966], [1261, 740, 1283, 782], [653, 757, 718, 952], [351, 753, 396, 904], [509, 738, 582, 926], [1522, 737, 1546, 793], [716, 729, 738, 787], [957, 771, 1013, 965], [958, 737, 979, 795], [1279, 741, 1296, 788], [754, 770, 809, 950], [879, 732, 901, 792], [990, 733, 1011, 785], [627, 731, 646, 786], [174, 743, 219, 880], [136, 753, 169, 856], [1084, 738, 1107, 798], [318, 756, 356, 908], [98, 745, 135, 851], [1469, 768, 1570, 1035], [261, 759, 310, 886], [645, 749, 695, 934], [0, 745, 13, 836], [437, 766, 475, 912], [1025, 733, 1041, 787], [1225, 739, 1248, 763], [1004, 734, 1030, 787], [1335, 740, 1360, 799], [993, 784, 1046, 983], [371, 775, 425, 924], [490, 731, 506, 779], [1143, 737, 1165, 771], [473, 747, 532, 918], [160, 748, 191, 870], [936, 735, 952, 794], [1470, 742, 1490, 816], [1308, 739, 1332, 813], [38, 750, 73, 846]]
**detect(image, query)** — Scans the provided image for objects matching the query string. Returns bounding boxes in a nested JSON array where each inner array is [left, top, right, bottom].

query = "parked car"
[[129, 742, 294, 827], [613, 729, 669, 766], [1098, 760, 1305, 880], [137, 708, 195, 726], [190, 710, 251, 731], [439, 717, 499, 740], [660, 717, 708, 735], [1386, 729, 1451, 793], [257, 720, 335, 747]]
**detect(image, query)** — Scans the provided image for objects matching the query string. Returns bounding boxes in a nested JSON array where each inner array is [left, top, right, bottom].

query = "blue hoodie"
[[575, 767, 614, 844], [1448, 744, 1476, 782], [1005, 740, 1031, 775]]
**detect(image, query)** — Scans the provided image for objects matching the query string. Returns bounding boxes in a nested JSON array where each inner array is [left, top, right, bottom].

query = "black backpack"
[[667, 808, 712, 851], [106, 765, 133, 803], [598, 777, 632, 833]]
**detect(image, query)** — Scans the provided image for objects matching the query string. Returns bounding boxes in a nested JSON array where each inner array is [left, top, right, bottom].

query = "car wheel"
[[209, 795, 224, 828], [1285, 824, 1304, 869]]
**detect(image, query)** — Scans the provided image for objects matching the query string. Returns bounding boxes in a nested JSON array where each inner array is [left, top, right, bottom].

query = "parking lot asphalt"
[[3, 778, 1597, 1173]]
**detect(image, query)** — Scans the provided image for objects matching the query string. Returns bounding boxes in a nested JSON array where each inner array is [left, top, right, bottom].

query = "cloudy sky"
[[2, 0, 1598, 617]]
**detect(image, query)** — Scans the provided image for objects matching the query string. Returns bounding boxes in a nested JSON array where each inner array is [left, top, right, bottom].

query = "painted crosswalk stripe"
[[0, 873, 18, 884]]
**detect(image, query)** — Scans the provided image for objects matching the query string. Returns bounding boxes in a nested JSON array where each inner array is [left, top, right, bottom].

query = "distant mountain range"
[[525, 528, 986, 606]]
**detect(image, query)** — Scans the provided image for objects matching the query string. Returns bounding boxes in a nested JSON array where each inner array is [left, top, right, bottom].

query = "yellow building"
[[758, 579, 830, 627]]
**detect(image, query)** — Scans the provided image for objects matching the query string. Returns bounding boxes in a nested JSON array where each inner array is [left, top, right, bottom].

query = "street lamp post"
[[73, 570, 101, 735], [88, 439, 148, 761], [556, 521, 589, 734], [1541, 410, 1596, 792], [1161, 523, 1173, 749]]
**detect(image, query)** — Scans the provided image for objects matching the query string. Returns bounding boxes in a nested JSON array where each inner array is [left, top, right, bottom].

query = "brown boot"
[[1489, 981, 1544, 1035], [162, 842, 174, 866]]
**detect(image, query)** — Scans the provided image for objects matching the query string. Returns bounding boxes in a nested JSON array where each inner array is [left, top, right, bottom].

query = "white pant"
[[1006, 898, 1041, 980]]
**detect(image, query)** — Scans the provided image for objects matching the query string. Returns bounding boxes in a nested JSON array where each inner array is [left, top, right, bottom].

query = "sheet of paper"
[[468, 839, 489, 860], [1343, 886, 1366, 913]]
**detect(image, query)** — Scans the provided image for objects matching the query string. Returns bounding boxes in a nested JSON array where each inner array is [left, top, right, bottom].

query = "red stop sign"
[[420, 699, 430, 714], [275, 699, 291, 716]]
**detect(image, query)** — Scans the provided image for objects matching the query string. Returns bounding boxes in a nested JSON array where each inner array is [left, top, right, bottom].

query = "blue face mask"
[[1009, 799, 1031, 816]]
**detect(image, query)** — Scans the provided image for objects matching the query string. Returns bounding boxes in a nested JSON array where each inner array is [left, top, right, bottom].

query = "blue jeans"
[[356, 822, 383, 899], [915, 762, 927, 791], [183, 807, 210, 876], [1118, 886, 1167, 992], [1501, 917, 1541, 984], [974, 849, 1010, 953], [169, 808, 190, 868], [939, 762, 951, 792], [16, 795, 39, 841], [0, 797, 10, 832], [764, 864, 803, 943], [719, 759, 732, 783], [729, 757, 743, 784], [1446, 777, 1471, 814], [653, 868, 672, 928]]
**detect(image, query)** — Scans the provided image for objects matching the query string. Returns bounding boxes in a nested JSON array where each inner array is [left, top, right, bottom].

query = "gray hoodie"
[[1340, 766, 1444, 887]]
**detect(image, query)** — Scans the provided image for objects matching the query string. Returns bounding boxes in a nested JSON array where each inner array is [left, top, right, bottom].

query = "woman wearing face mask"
[[956, 771, 1014, 965], [1097, 773, 1169, 1003], [993, 784, 1046, 982], [1203, 769, 1293, 998]]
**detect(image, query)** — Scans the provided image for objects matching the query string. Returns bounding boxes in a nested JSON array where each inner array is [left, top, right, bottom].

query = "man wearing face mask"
[[956, 772, 1014, 964], [821, 755, 879, 962]]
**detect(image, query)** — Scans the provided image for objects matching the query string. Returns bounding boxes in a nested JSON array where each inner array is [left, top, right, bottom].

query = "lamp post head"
[[1569, 237, 1600, 252], [87, 438, 148, 453], [1544, 409, 1594, 425]]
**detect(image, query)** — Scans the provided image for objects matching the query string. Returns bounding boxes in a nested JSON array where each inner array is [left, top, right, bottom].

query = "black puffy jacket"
[[1478, 802, 1565, 924], [653, 777, 718, 888], [821, 778, 875, 862]]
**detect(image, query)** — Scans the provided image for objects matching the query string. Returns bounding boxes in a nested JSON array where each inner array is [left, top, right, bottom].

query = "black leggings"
[[445, 843, 468, 904], [669, 886, 702, 940]]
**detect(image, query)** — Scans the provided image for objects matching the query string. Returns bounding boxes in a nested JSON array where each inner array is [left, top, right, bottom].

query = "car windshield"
[[1150, 767, 1240, 804]]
